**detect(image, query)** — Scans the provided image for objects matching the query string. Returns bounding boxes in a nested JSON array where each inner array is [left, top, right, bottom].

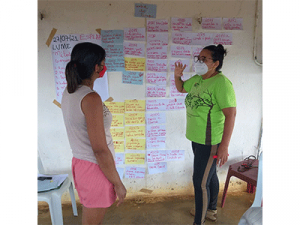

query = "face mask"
[[194, 61, 208, 75], [99, 65, 107, 78]]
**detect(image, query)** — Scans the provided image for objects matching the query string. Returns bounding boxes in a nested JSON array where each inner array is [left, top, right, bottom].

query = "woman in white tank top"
[[61, 42, 126, 225]]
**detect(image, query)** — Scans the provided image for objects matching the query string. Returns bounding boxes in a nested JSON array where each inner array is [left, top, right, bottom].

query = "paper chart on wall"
[[124, 112, 145, 125], [110, 128, 125, 140], [125, 153, 145, 165], [166, 150, 185, 161], [170, 45, 192, 58], [101, 30, 124, 44], [122, 71, 144, 85], [146, 112, 166, 125], [146, 45, 168, 59], [104, 102, 125, 114], [201, 18, 222, 30], [146, 136, 166, 149], [111, 114, 124, 127], [148, 162, 167, 174], [147, 19, 169, 32], [125, 126, 146, 138], [125, 100, 146, 112], [146, 59, 168, 72], [223, 18, 243, 30], [171, 17, 192, 32], [134, 3, 157, 18], [124, 28, 146, 41], [102, 43, 124, 58], [147, 150, 166, 162], [123, 41, 145, 57], [146, 124, 166, 137], [147, 32, 168, 46], [125, 167, 146, 178], [124, 57, 146, 71], [172, 32, 214, 46], [146, 85, 167, 98], [113, 140, 125, 153], [105, 57, 125, 72], [51, 33, 104, 103], [146, 99, 168, 111], [115, 153, 125, 165], [146, 72, 167, 85], [125, 138, 146, 150], [213, 33, 233, 45]]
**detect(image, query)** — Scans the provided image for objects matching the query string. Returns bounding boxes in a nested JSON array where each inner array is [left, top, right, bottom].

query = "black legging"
[[192, 142, 219, 225]]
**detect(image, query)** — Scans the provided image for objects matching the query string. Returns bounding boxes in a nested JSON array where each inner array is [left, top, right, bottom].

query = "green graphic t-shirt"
[[183, 72, 236, 145]]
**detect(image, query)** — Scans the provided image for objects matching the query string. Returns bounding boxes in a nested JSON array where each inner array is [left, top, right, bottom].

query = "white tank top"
[[61, 85, 115, 164]]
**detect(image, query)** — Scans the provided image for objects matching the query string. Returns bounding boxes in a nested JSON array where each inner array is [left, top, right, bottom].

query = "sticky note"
[[126, 138, 146, 150], [125, 153, 145, 164]]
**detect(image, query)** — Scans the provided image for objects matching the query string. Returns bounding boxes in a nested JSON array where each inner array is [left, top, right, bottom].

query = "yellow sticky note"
[[110, 128, 125, 140], [125, 100, 145, 112], [125, 126, 145, 138], [124, 57, 146, 71], [112, 115, 124, 127], [125, 112, 145, 125], [125, 153, 145, 164], [126, 138, 146, 150], [105, 102, 125, 114], [113, 140, 125, 153]]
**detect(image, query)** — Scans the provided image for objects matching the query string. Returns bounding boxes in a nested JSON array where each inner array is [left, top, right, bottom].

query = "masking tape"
[[139, 188, 153, 194], [95, 28, 101, 34], [46, 28, 57, 47], [105, 97, 114, 102], [53, 99, 61, 108]]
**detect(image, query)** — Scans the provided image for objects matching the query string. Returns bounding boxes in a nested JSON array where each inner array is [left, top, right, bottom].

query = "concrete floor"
[[38, 191, 255, 225]]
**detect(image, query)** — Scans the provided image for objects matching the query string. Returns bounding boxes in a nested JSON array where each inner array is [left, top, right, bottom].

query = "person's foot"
[[206, 209, 217, 221], [190, 207, 217, 222]]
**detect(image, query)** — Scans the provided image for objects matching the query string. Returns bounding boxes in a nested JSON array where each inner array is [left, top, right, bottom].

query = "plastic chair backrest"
[[252, 151, 263, 207]]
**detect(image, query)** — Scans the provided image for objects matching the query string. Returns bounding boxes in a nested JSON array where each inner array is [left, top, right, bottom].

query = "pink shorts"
[[72, 157, 116, 208]]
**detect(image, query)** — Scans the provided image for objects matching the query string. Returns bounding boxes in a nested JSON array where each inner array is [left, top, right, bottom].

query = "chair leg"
[[49, 193, 64, 225], [69, 182, 78, 216], [221, 170, 232, 208]]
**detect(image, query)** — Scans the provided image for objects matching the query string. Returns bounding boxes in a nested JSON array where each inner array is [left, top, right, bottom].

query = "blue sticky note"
[[134, 3, 157, 18], [106, 57, 125, 72], [101, 30, 124, 44], [102, 43, 124, 58], [122, 71, 144, 85]]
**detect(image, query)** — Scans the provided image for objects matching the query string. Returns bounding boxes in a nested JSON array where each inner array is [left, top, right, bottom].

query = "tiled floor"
[[38, 191, 255, 225]]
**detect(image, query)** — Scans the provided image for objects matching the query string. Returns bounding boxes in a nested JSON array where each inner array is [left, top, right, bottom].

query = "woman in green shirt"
[[174, 44, 236, 225]]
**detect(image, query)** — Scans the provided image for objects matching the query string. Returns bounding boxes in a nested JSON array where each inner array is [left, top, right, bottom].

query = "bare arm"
[[81, 92, 126, 206], [174, 62, 187, 93], [216, 107, 236, 167]]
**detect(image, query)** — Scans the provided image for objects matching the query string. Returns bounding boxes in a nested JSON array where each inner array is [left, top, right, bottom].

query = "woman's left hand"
[[216, 144, 229, 167]]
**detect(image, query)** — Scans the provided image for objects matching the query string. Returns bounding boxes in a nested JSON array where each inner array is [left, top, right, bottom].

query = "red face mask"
[[99, 65, 107, 78]]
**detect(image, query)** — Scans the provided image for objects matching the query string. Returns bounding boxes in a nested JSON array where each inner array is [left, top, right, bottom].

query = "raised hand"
[[174, 62, 186, 78]]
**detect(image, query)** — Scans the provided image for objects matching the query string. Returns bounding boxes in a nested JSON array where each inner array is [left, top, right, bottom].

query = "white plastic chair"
[[38, 155, 78, 225], [238, 152, 263, 225]]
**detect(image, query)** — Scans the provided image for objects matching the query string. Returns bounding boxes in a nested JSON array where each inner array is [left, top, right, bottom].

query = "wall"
[[38, 0, 262, 198]]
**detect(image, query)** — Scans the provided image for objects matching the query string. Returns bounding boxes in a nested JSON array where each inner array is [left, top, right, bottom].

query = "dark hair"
[[203, 44, 227, 71], [65, 42, 106, 93]]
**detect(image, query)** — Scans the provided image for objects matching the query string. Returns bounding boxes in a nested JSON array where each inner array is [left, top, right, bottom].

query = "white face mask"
[[194, 61, 208, 75]]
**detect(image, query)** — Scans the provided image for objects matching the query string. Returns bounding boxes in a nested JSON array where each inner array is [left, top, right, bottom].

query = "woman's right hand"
[[174, 62, 186, 78], [114, 182, 127, 206]]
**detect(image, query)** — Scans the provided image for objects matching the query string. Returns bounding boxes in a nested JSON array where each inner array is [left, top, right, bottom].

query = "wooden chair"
[[221, 156, 259, 208]]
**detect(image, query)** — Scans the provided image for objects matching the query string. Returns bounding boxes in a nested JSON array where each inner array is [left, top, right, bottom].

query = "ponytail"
[[65, 60, 81, 93]]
